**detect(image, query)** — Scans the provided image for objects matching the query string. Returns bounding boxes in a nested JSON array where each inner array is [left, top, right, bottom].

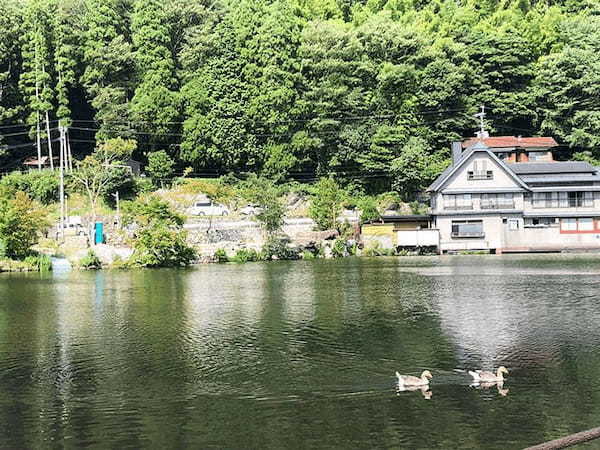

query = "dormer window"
[[467, 160, 493, 180]]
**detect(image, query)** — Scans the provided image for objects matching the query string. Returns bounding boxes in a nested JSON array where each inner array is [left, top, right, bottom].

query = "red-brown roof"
[[462, 136, 558, 149]]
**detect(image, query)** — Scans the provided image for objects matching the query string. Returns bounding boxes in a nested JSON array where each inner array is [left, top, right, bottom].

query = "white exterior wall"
[[396, 229, 440, 247], [431, 149, 600, 253], [443, 154, 522, 191], [436, 215, 507, 251]]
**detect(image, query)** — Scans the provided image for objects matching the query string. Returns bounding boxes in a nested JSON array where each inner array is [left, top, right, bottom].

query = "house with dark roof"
[[427, 135, 600, 254]]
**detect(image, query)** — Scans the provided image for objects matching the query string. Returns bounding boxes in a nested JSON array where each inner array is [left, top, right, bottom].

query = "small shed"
[[362, 215, 439, 253], [23, 156, 57, 169], [126, 159, 142, 176]]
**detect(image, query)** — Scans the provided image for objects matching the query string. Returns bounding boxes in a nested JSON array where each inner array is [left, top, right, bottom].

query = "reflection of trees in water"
[[3, 259, 600, 448]]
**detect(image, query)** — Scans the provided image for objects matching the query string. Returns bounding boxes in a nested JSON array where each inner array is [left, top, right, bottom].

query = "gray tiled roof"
[[520, 174, 600, 183], [508, 161, 596, 175]]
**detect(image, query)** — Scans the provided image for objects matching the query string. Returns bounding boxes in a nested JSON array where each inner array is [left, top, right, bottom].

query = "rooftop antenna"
[[474, 105, 489, 139]]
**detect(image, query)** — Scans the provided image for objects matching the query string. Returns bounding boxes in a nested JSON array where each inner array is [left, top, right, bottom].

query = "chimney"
[[452, 142, 462, 165]]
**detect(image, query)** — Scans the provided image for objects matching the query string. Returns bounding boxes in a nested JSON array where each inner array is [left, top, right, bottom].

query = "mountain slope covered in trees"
[[0, 0, 598, 194]]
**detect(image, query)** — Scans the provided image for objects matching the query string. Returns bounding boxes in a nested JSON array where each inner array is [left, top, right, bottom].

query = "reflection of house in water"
[[420, 262, 600, 366]]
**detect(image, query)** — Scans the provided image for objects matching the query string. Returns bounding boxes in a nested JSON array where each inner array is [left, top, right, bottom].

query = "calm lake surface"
[[2, 256, 600, 449]]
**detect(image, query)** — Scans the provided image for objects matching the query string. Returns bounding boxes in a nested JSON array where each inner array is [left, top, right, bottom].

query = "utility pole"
[[474, 105, 489, 139], [59, 125, 66, 241], [66, 127, 73, 171], [112, 191, 120, 229]]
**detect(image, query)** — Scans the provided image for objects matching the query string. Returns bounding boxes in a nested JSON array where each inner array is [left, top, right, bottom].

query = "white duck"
[[395, 370, 432, 388], [469, 366, 508, 383]]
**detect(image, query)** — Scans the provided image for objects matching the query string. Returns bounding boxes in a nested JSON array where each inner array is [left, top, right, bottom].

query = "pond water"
[[2, 255, 600, 448]]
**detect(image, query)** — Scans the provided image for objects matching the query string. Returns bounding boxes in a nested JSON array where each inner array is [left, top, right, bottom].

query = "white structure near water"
[[427, 135, 600, 254]]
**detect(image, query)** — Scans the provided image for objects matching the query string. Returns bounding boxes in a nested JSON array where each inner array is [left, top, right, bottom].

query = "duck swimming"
[[395, 370, 432, 388], [468, 366, 508, 383]]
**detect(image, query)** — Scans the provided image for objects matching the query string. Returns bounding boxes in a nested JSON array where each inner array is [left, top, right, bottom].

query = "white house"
[[427, 135, 600, 254]]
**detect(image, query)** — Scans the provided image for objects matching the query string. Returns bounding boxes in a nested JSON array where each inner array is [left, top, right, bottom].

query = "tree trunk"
[[45, 110, 54, 170]]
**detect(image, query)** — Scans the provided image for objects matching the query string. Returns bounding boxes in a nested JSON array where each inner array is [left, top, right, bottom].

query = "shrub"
[[0, 192, 49, 259], [214, 248, 229, 263], [261, 236, 300, 261], [232, 248, 260, 263], [133, 177, 154, 195], [301, 250, 316, 260], [79, 250, 102, 270], [24, 253, 52, 272], [131, 222, 196, 268], [331, 239, 347, 258], [363, 241, 395, 257], [0, 170, 59, 204], [122, 194, 184, 227]]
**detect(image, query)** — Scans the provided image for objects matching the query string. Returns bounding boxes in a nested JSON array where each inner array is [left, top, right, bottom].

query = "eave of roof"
[[427, 147, 530, 192], [462, 136, 558, 149], [379, 214, 431, 222]]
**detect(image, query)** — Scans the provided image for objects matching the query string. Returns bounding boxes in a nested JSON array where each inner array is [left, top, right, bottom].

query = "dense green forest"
[[0, 0, 599, 193]]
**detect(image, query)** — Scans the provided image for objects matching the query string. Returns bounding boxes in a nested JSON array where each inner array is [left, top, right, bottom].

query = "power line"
[[68, 107, 472, 127], [0, 120, 59, 131], [0, 127, 60, 138]]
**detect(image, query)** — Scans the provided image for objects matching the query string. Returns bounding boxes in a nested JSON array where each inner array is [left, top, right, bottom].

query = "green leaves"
[[0, 192, 48, 259], [309, 177, 346, 231], [146, 150, 176, 187]]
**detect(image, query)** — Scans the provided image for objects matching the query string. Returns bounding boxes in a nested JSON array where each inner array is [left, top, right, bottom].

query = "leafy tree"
[[0, 170, 59, 204], [122, 194, 184, 227], [124, 194, 195, 267], [534, 44, 600, 150], [309, 177, 346, 231], [356, 196, 380, 223], [0, 0, 22, 154], [146, 150, 175, 187], [53, 0, 79, 128], [130, 0, 180, 149], [390, 137, 449, 200], [71, 138, 136, 221], [20, 0, 57, 168], [0, 192, 49, 259], [81, 0, 134, 139], [240, 176, 286, 236]]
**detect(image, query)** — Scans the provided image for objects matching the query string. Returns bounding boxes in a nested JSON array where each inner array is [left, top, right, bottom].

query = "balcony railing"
[[468, 171, 493, 180], [444, 205, 474, 210], [451, 231, 485, 238], [480, 202, 515, 210]]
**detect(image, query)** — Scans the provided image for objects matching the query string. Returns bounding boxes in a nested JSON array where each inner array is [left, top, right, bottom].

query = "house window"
[[480, 193, 514, 209], [529, 152, 547, 161], [524, 217, 558, 228], [579, 218, 594, 231], [507, 219, 519, 230], [533, 192, 593, 208], [451, 220, 484, 238], [467, 160, 493, 180], [560, 218, 599, 233], [443, 194, 473, 210]]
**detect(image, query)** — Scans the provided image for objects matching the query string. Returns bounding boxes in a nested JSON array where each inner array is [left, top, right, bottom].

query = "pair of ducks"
[[395, 366, 509, 398]]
